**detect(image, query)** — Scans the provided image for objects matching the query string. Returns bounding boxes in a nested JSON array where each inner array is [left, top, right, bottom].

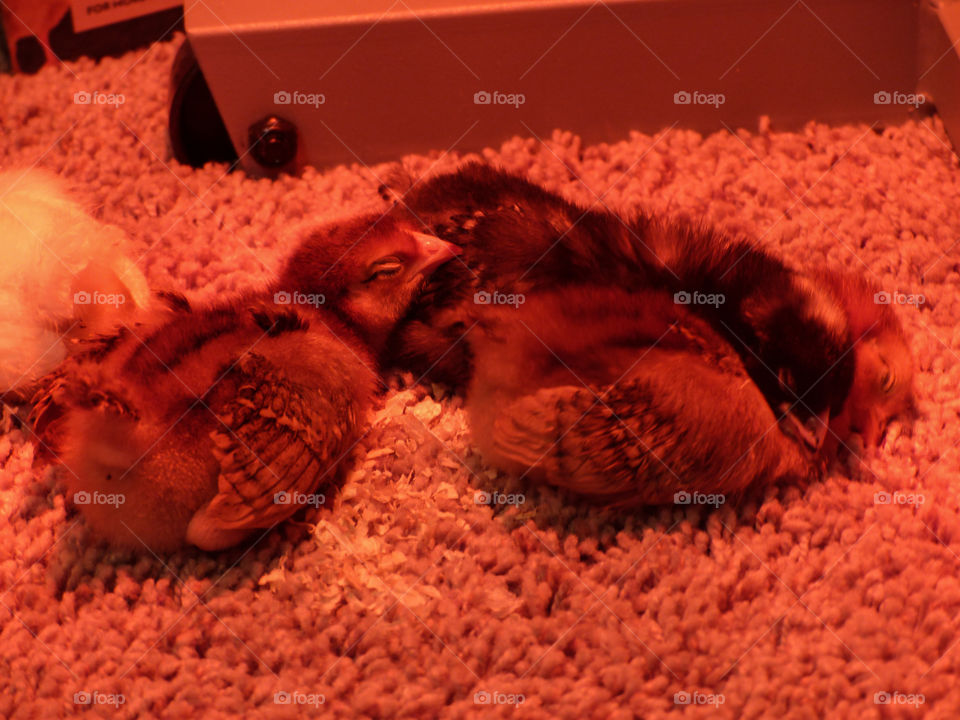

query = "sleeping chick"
[[816, 271, 914, 454], [372, 165, 911, 500], [276, 214, 461, 353], [463, 285, 819, 506], [383, 163, 854, 451], [32, 214, 459, 552]]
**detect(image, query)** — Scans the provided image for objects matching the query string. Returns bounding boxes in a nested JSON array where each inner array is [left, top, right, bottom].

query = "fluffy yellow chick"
[[0, 169, 150, 393]]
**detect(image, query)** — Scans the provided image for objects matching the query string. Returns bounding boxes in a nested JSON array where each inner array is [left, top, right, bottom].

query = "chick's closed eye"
[[366, 258, 403, 281], [878, 359, 896, 394]]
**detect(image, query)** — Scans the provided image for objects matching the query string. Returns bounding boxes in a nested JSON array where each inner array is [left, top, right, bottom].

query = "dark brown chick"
[[383, 163, 854, 453], [32, 215, 459, 552]]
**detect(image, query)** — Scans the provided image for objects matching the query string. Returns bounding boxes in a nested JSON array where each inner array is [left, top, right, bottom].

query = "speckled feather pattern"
[[1, 35, 959, 719], [203, 352, 362, 528]]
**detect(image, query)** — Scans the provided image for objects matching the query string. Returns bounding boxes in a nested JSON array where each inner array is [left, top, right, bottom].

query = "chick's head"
[[821, 271, 915, 453], [276, 214, 460, 352]]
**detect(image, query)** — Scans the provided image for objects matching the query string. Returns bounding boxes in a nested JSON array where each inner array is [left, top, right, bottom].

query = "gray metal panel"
[[186, 0, 923, 173]]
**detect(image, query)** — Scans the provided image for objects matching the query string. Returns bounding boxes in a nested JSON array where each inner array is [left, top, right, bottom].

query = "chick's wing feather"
[[190, 352, 360, 532], [482, 351, 817, 506]]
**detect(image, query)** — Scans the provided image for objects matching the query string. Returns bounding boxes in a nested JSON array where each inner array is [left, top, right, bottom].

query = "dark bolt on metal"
[[248, 116, 298, 168]]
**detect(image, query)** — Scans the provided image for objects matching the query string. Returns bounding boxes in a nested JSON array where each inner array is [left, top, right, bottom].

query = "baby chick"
[[276, 214, 460, 353], [370, 165, 913, 501], [463, 285, 819, 506], [32, 214, 459, 552], [0, 169, 151, 395], [383, 163, 855, 449], [816, 271, 914, 454]]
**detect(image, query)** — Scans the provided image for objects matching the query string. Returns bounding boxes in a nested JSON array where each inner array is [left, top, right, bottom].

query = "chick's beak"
[[778, 404, 831, 452], [804, 409, 831, 450], [405, 232, 461, 279], [859, 407, 891, 449]]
